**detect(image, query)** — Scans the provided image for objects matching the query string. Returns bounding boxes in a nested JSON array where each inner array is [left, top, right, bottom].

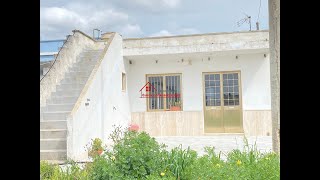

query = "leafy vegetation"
[[86, 138, 104, 158], [40, 126, 280, 180]]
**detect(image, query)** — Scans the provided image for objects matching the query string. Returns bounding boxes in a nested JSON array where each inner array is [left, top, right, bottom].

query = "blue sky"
[[40, 0, 268, 40]]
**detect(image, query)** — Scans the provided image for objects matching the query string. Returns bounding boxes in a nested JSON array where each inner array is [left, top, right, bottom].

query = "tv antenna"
[[237, 13, 252, 31]]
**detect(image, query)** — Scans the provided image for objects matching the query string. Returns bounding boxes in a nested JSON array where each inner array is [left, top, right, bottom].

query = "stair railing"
[[40, 34, 72, 82]]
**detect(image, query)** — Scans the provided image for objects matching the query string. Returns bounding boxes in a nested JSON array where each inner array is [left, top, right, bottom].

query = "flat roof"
[[124, 30, 269, 40]]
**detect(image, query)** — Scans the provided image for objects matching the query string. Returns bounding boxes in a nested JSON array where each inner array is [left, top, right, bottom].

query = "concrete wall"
[[127, 52, 271, 136], [67, 33, 131, 161], [40, 31, 100, 107], [123, 31, 269, 56]]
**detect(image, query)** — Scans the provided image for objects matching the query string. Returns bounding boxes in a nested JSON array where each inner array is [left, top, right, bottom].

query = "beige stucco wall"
[[131, 110, 271, 136]]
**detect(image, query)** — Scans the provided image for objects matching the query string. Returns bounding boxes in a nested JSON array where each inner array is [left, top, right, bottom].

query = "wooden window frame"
[[146, 73, 183, 112]]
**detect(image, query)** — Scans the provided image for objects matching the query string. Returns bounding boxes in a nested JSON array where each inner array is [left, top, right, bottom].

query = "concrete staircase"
[[40, 49, 103, 162]]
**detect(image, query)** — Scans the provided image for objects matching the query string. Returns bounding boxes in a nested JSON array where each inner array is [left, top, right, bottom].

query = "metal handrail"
[[40, 34, 73, 82], [40, 39, 65, 43], [40, 30, 100, 82]]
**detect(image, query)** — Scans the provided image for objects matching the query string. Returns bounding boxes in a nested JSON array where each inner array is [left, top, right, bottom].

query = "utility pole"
[[269, 0, 280, 153]]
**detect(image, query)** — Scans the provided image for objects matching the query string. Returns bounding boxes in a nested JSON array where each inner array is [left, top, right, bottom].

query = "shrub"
[[109, 130, 167, 179], [164, 145, 197, 180], [183, 146, 226, 179], [87, 156, 122, 180], [86, 138, 104, 159], [88, 126, 168, 179]]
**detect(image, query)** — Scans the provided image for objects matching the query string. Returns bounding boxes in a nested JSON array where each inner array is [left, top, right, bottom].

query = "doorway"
[[203, 71, 243, 133]]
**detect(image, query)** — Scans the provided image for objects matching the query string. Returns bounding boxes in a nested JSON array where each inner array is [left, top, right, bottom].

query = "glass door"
[[203, 72, 243, 133]]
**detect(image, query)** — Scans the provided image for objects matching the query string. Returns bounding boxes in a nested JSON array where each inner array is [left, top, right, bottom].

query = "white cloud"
[[111, 0, 181, 12], [149, 28, 200, 37], [162, 0, 181, 8], [40, 4, 137, 39], [120, 24, 143, 37], [180, 28, 200, 34], [149, 30, 174, 37], [133, 0, 181, 8]]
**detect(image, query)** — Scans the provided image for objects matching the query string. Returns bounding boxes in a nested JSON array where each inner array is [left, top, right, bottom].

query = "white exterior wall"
[[67, 33, 131, 161], [127, 53, 270, 112]]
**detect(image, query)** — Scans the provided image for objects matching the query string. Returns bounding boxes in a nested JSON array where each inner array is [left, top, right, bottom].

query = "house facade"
[[124, 31, 270, 137], [40, 30, 270, 162]]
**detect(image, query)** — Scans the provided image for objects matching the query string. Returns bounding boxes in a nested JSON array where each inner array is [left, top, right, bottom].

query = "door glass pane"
[[216, 100, 221, 106], [215, 74, 220, 80], [223, 73, 240, 106], [209, 81, 215, 87], [205, 74, 221, 106], [215, 87, 220, 93], [205, 80, 209, 87], [234, 73, 238, 79]]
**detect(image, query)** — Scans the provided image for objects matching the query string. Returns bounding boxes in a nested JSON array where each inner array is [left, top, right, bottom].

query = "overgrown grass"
[[40, 160, 89, 180], [40, 127, 279, 180]]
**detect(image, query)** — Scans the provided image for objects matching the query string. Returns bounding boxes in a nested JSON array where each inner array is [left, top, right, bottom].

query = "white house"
[[40, 30, 270, 162]]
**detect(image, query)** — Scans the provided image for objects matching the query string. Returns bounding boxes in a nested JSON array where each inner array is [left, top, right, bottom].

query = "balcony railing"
[[40, 39, 65, 62]]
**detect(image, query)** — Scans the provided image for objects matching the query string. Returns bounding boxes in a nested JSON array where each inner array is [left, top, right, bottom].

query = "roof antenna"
[[237, 13, 252, 31]]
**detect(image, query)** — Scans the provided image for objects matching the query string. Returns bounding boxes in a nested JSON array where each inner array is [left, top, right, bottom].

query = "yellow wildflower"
[[265, 157, 269, 160], [236, 160, 242, 165], [111, 156, 116, 161], [215, 163, 221, 168], [160, 172, 165, 176]]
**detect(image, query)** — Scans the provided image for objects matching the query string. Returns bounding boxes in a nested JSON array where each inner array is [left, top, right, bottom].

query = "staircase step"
[[51, 89, 82, 97], [68, 69, 93, 73], [56, 83, 85, 91], [40, 129, 67, 139], [78, 54, 101, 60], [42, 112, 70, 121], [65, 71, 91, 78], [47, 96, 78, 104], [40, 150, 67, 161], [82, 49, 103, 52], [81, 52, 102, 56], [42, 104, 74, 112], [40, 139, 67, 150], [75, 60, 98, 67], [60, 77, 88, 84], [70, 65, 96, 72], [40, 120, 67, 129]]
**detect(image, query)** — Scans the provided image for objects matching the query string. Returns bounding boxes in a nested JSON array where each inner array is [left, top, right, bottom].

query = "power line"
[[257, 0, 262, 22]]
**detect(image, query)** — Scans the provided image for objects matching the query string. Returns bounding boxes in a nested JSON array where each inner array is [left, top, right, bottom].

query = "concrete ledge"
[[123, 31, 269, 56]]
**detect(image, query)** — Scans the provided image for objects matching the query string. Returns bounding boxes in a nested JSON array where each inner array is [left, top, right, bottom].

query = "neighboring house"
[[40, 30, 270, 162]]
